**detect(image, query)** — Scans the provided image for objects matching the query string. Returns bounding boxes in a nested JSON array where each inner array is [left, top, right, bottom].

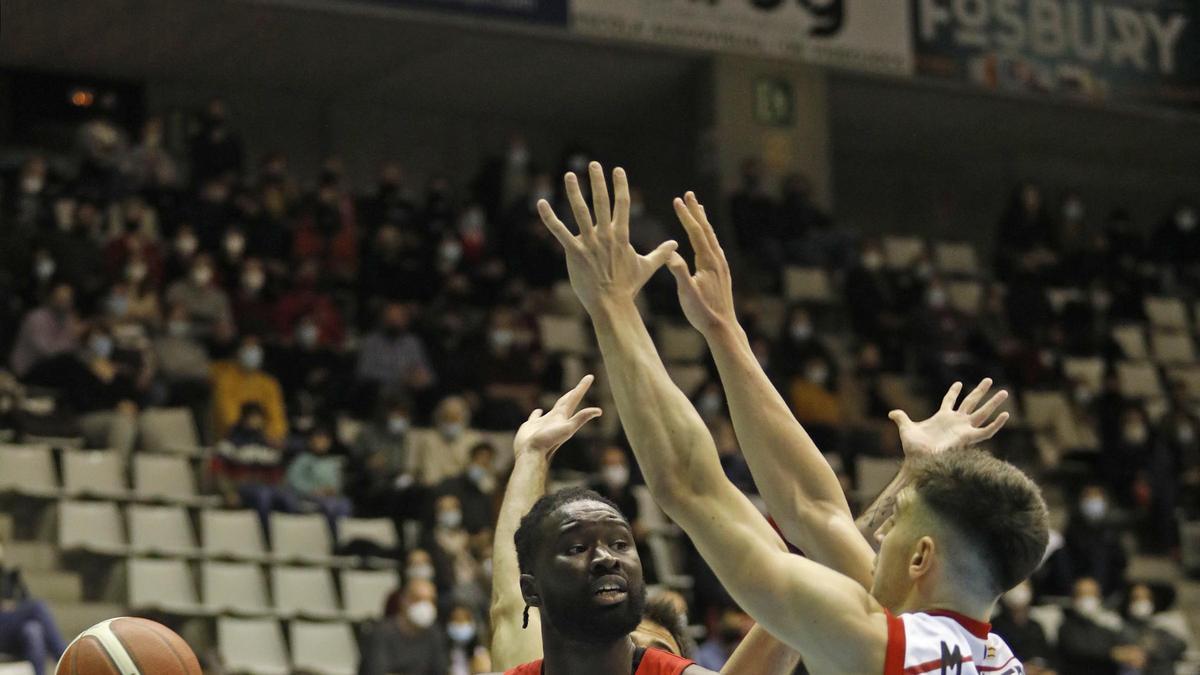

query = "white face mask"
[[242, 270, 265, 292], [176, 236, 198, 256], [167, 320, 191, 339], [602, 465, 630, 490], [927, 289, 948, 309], [438, 510, 462, 529], [297, 323, 319, 349], [1177, 209, 1197, 231], [89, 335, 114, 359], [224, 233, 246, 257], [805, 365, 830, 385], [1129, 599, 1154, 620], [406, 564, 434, 582], [447, 621, 476, 644], [440, 422, 464, 440], [862, 252, 884, 271], [1123, 424, 1148, 445], [387, 416, 410, 436], [1177, 423, 1196, 445], [1080, 496, 1107, 522], [126, 263, 148, 282], [35, 258, 56, 280], [406, 601, 437, 629], [192, 266, 213, 286], [790, 323, 813, 341], [1004, 584, 1032, 610], [1074, 595, 1101, 615], [239, 345, 264, 371]]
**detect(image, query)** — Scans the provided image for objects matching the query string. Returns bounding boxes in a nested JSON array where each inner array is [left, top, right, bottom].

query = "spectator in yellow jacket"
[[211, 334, 287, 444]]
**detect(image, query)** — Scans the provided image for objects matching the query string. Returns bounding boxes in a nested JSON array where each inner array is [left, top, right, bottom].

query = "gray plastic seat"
[[217, 617, 289, 675]]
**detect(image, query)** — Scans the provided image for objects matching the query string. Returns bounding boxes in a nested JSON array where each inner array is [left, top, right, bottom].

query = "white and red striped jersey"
[[884, 609, 1024, 675]]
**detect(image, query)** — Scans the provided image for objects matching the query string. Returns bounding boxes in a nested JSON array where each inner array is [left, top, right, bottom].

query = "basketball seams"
[[115, 619, 193, 675]]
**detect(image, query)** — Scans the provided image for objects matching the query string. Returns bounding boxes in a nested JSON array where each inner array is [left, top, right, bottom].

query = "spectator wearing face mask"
[[212, 402, 290, 533], [588, 446, 643, 539], [348, 395, 422, 527], [1149, 201, 1200, 271], [165, 254, 232, 339], [189, 98, 243, 187], [354, 302, 436, 413], [229, 258, 273, 338], [438, 443, 499, 535], [1099, 406, 1151, 505], [273, 312, 348, 426], [422, 494, 487, 605], [409, 396, 483, 487], [1059, 577, 1145, 675], [468, 307, 542, 429], [786, 355, 843, 452], [152, 303, 212, 441], [1119, 583, 1188, 675], [728, 157, 775, 264], [24, 324, 142, 454], [1147, 397, 1200, 552], [445, 603, 491, 675], [210, 334, 287, 445], [39, 199, 106, 300], [272, 259, 345, 348], [285, 426, 352, 536], [162, 224, 201, 284], [773, 306, 836, 385], [1062, 485, 1128, 596], [990, 582, 1056, 675], [9, 281, 81, 379], [362, 582, 446, 675], [0, 538, 69, 675], [103, 197, 163, 284], [405, 549, 437, 587]]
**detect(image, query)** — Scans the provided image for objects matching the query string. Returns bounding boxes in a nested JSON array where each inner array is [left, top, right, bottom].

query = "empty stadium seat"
[[270, 566, 341, 619], [137, 407, 203, 455], [132, 453, 211, 506], [1151, 331, 1196, 364], [0, 444, 59, 497], [1112, 325, 1150, 360], [1062, 357, 1106, 392], [217, 617, 290, 675], [947, 281, 982, 315], [337, 518, 398, 552], [782, 267, 834, 303], [59, 500, 126, 555], [289, 621, 358, 675], [127, 504, 197, 557], [202, 561, 272, 615], [270, 512, 337, 564], [62, 450, 128, 499], [127, 558, 204, 615], [882, 236, 925, 270], [201, 510, 269, 561], [1144, 296, 1190, 330], [1044, 288, 1084, 313], [658, 322, 706, 362], [1117, 361, 1165, 399], [341, 569, 400, 621], [538, 315, 592, 356], [932, 241, 979, 276]]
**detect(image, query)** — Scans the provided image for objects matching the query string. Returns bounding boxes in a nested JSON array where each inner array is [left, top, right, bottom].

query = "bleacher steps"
[[51, 601, 124, 641], [22, 570, 83, 603], [4, 542, 57, 571]]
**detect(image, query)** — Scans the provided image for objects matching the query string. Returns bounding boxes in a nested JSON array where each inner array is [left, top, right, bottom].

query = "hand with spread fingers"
[[513, 374, 603, 461], [664, 192, 738, 339], [536, 162, 678, 315], [889, 378, 1011, 458]]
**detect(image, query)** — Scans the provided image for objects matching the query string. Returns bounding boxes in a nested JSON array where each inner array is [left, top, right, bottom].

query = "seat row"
[[0, 446, 210, 504], [127, 558, 399, 623], [59, 502, 398, 565], [218, 617, 359, 675]]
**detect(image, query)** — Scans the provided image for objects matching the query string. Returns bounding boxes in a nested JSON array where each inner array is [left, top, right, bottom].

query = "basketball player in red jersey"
[[485, 376, 801, 675], [538, 162, 1049, 675]]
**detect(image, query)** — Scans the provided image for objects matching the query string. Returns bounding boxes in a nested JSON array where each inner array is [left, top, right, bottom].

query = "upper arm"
[[670, 481, 887, 674]]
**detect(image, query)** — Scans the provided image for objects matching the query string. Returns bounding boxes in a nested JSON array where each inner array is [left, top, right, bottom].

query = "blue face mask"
[[89, 335, 114, 359]]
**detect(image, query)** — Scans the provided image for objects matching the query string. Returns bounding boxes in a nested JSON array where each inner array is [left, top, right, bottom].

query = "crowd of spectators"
[[0, 95, 1197, 674]]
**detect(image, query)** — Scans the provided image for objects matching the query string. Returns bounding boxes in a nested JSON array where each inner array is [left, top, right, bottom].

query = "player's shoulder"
[[897, 611, 1022, 671]]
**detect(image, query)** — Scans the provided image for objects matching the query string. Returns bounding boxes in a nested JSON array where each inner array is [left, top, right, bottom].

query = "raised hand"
[[664, 192, 738, 338], [888, 378, 1010, 458], [514, 374, 603, 461], [537, 162, 678, 315]]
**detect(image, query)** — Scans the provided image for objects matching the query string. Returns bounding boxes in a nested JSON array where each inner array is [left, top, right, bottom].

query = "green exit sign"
[[754, 78, 794, 127]]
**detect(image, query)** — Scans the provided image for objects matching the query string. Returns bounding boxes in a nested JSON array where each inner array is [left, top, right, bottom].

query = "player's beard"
[[540, 581, 647, 645]]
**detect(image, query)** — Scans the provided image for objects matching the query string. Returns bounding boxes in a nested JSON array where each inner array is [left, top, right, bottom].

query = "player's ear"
[[908, 536, 935, 579], [519, 574, 542, 607]]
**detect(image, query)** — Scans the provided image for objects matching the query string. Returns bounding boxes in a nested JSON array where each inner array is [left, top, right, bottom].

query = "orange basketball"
[[55, 617, 202, 675]]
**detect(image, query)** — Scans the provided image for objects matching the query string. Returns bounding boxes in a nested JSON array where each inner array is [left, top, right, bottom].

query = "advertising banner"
[[358, 0, 568, 25], [570, 0, 914, 76], [912, 0, 1200, 110]]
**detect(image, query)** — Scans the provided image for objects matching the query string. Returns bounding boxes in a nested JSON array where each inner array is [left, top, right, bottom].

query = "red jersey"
[[505, 647, 693, 675]]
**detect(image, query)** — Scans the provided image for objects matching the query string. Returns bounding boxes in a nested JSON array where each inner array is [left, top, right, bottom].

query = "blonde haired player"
[[538, 162, 1049, 675]]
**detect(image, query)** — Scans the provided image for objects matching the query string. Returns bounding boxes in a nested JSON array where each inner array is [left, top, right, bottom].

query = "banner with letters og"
[[912, 0, 1200, 110], [570, 0, 914, 77]]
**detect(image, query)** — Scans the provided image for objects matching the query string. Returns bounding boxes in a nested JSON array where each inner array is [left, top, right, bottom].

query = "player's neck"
[[900, 585, 996, 623], [540, 631, 637, 675]]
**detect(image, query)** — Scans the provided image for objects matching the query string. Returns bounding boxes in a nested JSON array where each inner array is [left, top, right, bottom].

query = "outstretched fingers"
[[940, 381, 963, 412], [684, 192, 723, 258], [673, 197, 713, 264], [970, 411, 1010, 443], [612, 167, 631, 243], [553, 374, 596, 416], [958, 378, 993, 414], [564, 172, 595, 240], [537, 200, 575, 249], [588, 162, 612, 236], [568, 407, 603, 432], [970, 389, 1009, 425]]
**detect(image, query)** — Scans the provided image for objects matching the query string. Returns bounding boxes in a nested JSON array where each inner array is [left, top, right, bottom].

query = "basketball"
[[55, 618, 201, 675]]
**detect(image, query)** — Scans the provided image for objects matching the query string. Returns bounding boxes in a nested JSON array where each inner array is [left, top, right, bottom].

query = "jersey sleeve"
[[883, 610, 907, 675]]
